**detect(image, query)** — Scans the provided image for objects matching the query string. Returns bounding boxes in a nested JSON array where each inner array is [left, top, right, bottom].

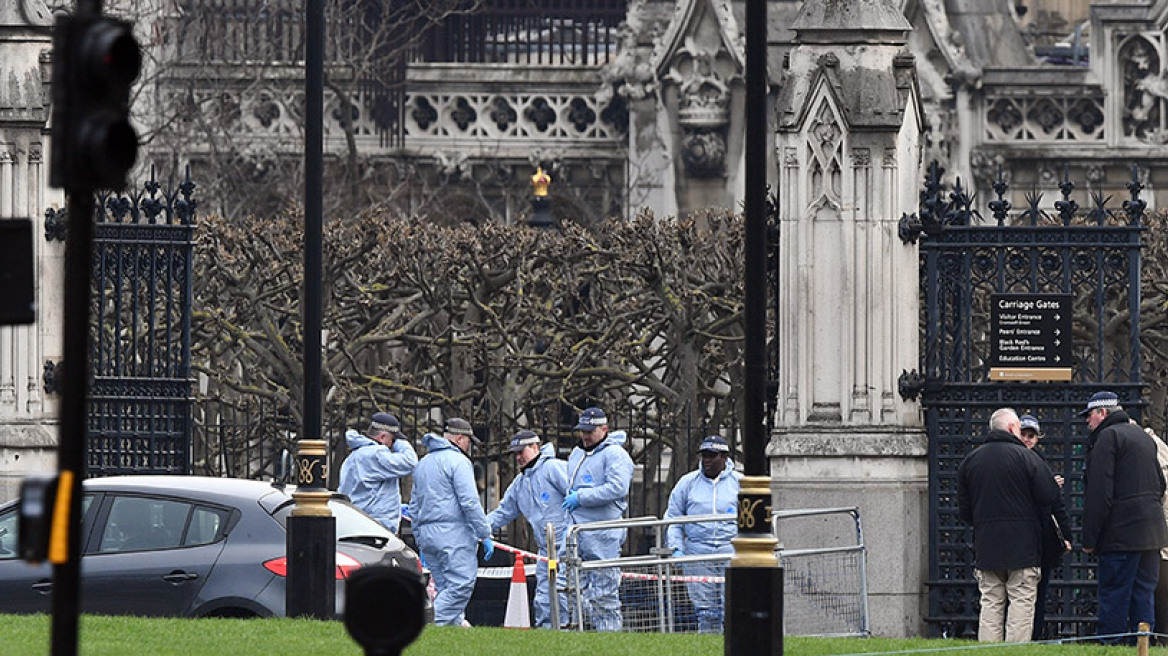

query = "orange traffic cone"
[[503, 555, 531, 629]]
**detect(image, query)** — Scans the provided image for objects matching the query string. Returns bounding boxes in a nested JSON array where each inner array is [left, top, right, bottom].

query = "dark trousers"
[[1032, 563, 1054, 641], [1097, 550, 1160, 643], [1155, 559, 1168, 646]]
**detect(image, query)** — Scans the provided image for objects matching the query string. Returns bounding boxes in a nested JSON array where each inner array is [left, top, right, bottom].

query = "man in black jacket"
[[958, 407, 1061, 642], [1080, 391, 1168, 643]]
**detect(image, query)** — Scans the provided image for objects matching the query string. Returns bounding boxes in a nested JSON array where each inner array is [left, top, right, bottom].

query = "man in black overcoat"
[[958, 407, 1061, 642]]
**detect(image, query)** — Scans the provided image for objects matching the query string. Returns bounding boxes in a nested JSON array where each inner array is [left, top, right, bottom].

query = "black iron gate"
[[899, 162, 1147, 639], [82, 173, 196, 475]]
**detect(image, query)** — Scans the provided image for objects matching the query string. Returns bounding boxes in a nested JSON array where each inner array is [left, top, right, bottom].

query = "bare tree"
[[192, 206, 745, 495]]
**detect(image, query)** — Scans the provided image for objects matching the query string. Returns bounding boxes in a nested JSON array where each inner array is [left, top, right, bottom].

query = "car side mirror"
[[344, 565, 426, 656], [273, 448, 293, 486]]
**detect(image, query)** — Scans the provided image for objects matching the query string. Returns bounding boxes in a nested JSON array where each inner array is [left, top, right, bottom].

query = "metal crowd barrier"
[[774, 506, 869, 637], [559, 506, 868, 636]]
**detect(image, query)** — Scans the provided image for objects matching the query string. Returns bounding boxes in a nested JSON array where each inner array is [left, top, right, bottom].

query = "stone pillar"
[[0, 0, 60, 502], [771, 0, 926, 637]]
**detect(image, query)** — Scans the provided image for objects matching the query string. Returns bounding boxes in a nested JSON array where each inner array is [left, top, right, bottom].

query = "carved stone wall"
[[0, 0, 60, 502], [649, 0, 745, 216], [772, 0, 926, 638], [1119, 32, 1167, 144]]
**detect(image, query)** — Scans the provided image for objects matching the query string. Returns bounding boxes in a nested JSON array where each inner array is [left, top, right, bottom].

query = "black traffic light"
[[18, 475, 60, 564], [49, 12, 141, 192]]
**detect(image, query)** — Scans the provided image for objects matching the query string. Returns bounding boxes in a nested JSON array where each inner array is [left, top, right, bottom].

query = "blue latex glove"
[[562, 490, 580, 511], [482, 539, 495, 561], [672, 548, 684, 558], [400, 503, 410, 520], [418, 552, 428, 570]]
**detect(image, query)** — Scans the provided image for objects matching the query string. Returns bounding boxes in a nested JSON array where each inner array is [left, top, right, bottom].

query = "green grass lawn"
[[1, 615, 1163, 656]]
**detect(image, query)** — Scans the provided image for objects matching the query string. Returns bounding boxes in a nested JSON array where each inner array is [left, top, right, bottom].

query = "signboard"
[[989, 293, 1073, 381], [0, 219, 34, 325]]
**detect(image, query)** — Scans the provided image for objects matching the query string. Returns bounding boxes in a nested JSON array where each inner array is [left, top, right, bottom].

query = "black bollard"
[[345, 566, 428, 656]]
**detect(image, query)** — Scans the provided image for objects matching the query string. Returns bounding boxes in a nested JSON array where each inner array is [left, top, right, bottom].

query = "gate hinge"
[[898, 212, 922, 244], [43, 360, 60, 396], [898, 369, 924, 402], [44, 207, 67, 242]]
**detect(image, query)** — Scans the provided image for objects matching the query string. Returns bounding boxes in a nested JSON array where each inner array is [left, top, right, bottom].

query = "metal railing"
[[773, 506, 869, 637], [559, 506, 868, 635]]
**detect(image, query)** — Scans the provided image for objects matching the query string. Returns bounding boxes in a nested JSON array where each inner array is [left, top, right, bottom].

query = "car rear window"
[[272, 498, 395, 542], [185, 506, 230, 546]]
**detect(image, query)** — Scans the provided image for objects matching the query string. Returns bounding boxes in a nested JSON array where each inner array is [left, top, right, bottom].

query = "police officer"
[[664, 435, 740, 633], [563, 406, 634, 631], [411, 417, 495, 627], [487, 429, 570, 628], [338, 411, 418, 533], [1080, 391, 1168, 643]]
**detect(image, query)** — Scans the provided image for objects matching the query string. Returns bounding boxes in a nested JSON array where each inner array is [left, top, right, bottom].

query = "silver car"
[[0, 476, 427, 618]]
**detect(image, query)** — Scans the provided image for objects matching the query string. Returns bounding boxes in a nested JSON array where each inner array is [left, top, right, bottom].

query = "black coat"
[[957, 429, 1061, 570], [1082, 410, 1168, 553], [1033, 445, 1072, 569]]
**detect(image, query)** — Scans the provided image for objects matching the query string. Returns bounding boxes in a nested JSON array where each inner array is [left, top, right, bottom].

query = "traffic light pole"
[[46, 1, 141, 652], [51, 188, 94, 656], [726, 0, 782, 654]]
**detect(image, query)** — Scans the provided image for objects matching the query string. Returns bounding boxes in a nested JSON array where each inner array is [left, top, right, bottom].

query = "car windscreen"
[[271, 498, 405, 551]]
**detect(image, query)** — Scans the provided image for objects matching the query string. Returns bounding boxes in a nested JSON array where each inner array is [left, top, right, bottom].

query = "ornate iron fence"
[[81, 173, 197, 475], [899, 162, 1147, 639], [413, 0, 626, 66]]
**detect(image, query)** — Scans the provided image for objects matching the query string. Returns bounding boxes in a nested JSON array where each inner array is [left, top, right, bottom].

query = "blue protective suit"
[[411, 433, 492, 626], [338, 429, 418, 533], [565, 430, 634, 631], [487, 442, 570, 628], [663, 464, 740, 633]]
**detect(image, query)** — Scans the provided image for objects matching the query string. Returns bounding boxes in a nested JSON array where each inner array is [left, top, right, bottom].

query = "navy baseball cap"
[[574, 407, 607, 431], [1019, 415, 1042, 435], [508, 429, 541, 452], [1078, 391, 1119, 417], [698, 435, 730, 453]]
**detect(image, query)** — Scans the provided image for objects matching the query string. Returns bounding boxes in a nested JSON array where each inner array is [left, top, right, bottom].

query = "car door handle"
[[32, 579, 52, 593], [162, 571, 199, 584]]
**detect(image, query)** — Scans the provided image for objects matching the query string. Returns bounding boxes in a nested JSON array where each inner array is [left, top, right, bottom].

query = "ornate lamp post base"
[[727, 475, 783, 655]]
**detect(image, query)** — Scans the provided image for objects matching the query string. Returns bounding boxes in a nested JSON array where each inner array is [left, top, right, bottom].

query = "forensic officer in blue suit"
[[412, 417, 495, 627], [487, 429, 570, 628], [338, 411, 418, 533], [664, 435, 740, 633], [563, 407, 634, 631]]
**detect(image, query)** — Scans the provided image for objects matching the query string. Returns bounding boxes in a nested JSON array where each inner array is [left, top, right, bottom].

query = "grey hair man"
[[957, 407, 1061, 642]]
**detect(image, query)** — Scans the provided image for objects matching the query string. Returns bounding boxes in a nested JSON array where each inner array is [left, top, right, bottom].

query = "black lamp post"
[[726, 0, 782, 654], [286, 0, 335, 619]]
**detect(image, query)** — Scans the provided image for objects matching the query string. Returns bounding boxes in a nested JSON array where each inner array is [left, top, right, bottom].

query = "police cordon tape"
[[490, 542, 724, 583], [403, 514, 724, 583]]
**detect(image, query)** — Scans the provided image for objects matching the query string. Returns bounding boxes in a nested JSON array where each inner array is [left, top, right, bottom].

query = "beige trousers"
[[974, 566, 1040, 642]]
